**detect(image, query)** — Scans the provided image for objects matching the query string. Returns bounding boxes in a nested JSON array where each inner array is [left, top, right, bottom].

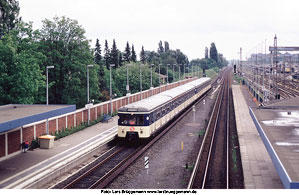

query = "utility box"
[[39, 135, 55, 149]]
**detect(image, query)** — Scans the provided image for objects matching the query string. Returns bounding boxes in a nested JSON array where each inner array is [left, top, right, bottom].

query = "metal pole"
[[173, 64, 175, 82], [46, 66, 54, 134], [140, 64, 143, 100], [126, 64, 129, 94], [167, 64, 169, 84], [159, 63, 161, 92], [151, 64, 153, 88], [179, 64, 181, 81], [46, 67, 49, 135], [240, 48, 242, 77], [192, 65, 194, 77], [46, 68, 49, 105], [87, 66, 89, 103], [86, 65, 94, 104], [274, 35, 278, 99], [184, 64, 185, 79], [263, 40, 266, 100], [270, 51, 272, 101], [110, 64, 115, 116], [87, 65, 90, 126]]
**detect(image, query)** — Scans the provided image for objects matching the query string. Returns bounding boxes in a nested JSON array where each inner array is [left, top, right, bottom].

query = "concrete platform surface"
[[250, 97, 299, 189], [232, 84, 283, 189], [0, 116, 118, 188]]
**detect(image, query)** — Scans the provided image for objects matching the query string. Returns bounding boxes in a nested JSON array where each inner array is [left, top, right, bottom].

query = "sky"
[[19, 0, 299, 61]]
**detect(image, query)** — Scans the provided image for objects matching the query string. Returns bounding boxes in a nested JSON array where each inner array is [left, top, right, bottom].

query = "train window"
[[151, 112, 156, 123], [156, 109, 161, 119], [119, 114, 144, 126]]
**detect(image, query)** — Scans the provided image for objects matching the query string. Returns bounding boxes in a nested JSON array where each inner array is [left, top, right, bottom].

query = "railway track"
[[247, 76, 299, 101], [52, 80, 213, 189], [188, 69, 243, 189]]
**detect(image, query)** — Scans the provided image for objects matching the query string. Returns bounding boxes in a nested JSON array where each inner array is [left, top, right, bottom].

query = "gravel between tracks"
[[107, 89, 218, 189]]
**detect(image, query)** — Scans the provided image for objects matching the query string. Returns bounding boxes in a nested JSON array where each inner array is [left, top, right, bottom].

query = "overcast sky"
[[19, 0, 299, 61]]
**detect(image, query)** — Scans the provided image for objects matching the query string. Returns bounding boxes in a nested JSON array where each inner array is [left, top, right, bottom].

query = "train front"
[[117, 107, 151, 140]]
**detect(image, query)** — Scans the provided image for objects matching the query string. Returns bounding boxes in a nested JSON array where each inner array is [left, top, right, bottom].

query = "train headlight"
[[140, 131, 143, 134]]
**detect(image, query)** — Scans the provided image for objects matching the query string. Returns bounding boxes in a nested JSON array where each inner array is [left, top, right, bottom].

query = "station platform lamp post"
[[86, 64, 94, 125], [46, 65, 54, 135], [178, 64, 181, 81], [110, 64, 115, 116], [150, 64, 154, 95], [173, 64, 176, 82], [140, 64, 143, 100], [46, 66, 54, 105], [167, 64, 170, 84], [86, 64, 94, 104], [159, 63, 161, 92], [183, 64, 185, 79], [126, 64, 131, 103]]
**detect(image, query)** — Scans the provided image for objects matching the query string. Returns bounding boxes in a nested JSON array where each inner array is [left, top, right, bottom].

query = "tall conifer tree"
[[94, 38, 102, 65], [131, 44, 137, 62], [124, 41, 131, 62], [110, 39, 119, 67], [210, 42, 218, 62], [104, 39, 110, 68], [140, 46, 145, 63]]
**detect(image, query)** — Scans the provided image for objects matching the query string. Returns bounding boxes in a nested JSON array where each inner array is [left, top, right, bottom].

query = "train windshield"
[[118, 114, 144, 126]]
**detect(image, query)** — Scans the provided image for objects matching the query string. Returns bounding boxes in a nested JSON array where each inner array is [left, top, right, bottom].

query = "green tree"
[[158, 40, 164, 54], [210, 42, 218, 63], [124, 41, 131, 62], [140, 45, 145, 64], [94, 38, 102, 65], [0, 22, 45, 105], [113, 63, 159, 96], [218, 53, 228, 67], [119, 51, 123, 67], [37, 16, 100, 108], [104, 39, 110, 69], [0, 0, 20, 39], [164, 41, 170, 52], [110, 39, 119, 67], [205, 47, 209, 59], [131, 44, 137, 62], [143, 50, 160, 64]]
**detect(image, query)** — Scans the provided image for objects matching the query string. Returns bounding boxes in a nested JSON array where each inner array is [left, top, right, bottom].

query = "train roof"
[[118, 77, 210, 113]]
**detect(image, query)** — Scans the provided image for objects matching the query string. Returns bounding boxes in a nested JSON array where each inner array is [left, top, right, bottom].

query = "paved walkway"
[[0, 116, 118, 188], [232, 84, 283, 188]]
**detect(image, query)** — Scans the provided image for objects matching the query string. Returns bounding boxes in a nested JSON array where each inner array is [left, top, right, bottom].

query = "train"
[[117, 77, 212, 140]]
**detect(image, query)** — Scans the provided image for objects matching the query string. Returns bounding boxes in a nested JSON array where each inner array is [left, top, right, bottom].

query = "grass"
[[198, 129, 206, 137]]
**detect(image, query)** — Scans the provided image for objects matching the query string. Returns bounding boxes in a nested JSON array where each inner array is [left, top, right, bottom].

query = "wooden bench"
[[100, 114, 113, 123]]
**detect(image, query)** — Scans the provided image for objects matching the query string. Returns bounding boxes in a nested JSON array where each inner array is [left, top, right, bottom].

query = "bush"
[[30, 139, 40, 150], [52, 113, 110, 141], [53, 123, 88, 140]]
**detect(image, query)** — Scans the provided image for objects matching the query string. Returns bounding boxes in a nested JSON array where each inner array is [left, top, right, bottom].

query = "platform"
[[232, 84, 283, 189], [0, 116, 118, 189], [250, 97, 299, 189]]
